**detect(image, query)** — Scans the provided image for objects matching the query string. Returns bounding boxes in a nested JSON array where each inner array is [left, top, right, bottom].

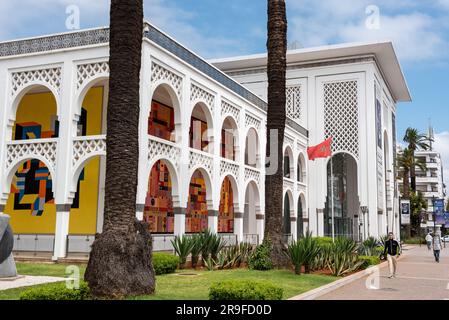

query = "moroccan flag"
[[307, 137, 332, 161]]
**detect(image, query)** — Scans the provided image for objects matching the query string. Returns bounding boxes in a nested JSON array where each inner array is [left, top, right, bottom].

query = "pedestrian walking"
[[425, 233, 433, 250], [383, 232, 401, 278], [432, 233, 443, 263]]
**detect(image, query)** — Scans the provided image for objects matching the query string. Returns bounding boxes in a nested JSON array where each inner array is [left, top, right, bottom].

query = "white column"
[[291, 217, 297, 242], [256, 213, 264, 244], [233, 212, 244, 242], [53, 204, 70, 260], [208, 209, 218, 233], [174, 207, 186, 236], [136, 44, 152, 220]]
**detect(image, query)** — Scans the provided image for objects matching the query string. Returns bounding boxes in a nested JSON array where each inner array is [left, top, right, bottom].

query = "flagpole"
[[331, 155, 335, 243]]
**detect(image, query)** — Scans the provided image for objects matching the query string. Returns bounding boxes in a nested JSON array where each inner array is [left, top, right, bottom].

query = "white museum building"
[[0, 22, 411, 260]]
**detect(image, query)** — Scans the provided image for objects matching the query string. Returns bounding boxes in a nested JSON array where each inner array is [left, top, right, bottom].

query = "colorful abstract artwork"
[[7, 88, 102, 235], [221, 129, 235, 160], [218, 177, 234, 233], [144, 160, 174, 233], [186, 171, 208, 233], [148, 100, 175, 141], [11, 159, 53, 216], [190, 117, 209, 151]]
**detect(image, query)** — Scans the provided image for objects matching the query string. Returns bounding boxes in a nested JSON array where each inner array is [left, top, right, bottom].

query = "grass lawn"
[[0, 263, 338, 300]]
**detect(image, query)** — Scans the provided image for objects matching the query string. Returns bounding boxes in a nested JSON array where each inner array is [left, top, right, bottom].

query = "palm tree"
[[396, 148, 427, 199], [403, 127, 431, 192], [84, 0, 155, 298], [264, 0, 289, 267]]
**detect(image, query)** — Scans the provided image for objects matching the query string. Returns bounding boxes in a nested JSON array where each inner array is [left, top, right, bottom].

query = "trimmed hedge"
[[153, 252, 180, 275], [20, 281, 90, 300], [358, 255, 381, 269], [403, 238, 426, 245], [209, 280, 283, 300]]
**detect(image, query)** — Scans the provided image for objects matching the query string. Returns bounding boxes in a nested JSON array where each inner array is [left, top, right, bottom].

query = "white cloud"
[[433, 131, 449, 196], [288, 0, 449, 62]]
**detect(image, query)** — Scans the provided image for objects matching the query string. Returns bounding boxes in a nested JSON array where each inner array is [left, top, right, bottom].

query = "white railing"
[[148, 135, 181, 168], [6, 138, 58, 172], [72, 135, 106, 167], [220, 157, 239, 179], [189, 148, 213, 173], [244, 165, 260, 184], [13, 233, 55, 253]]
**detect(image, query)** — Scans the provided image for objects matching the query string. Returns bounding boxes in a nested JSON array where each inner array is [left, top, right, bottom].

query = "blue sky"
[[0, 0, 448, 188]]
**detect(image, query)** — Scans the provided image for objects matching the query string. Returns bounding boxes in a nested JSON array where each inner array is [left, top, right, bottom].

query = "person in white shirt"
[[432, 233, 443, 263], [425, 233, 433, 250]]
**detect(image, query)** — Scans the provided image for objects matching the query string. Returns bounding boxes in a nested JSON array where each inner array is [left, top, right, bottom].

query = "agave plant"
[[327, 237, 364, 276], [170, 235, 194, 269], [190, 234, 202, 268], [359, 236, 379, 256], [204, 256, 216, 271], [312, 242, 331, 271], [327, 251, 364, 276], [286, 231, 320, 275], [238, 242, 254, 266]]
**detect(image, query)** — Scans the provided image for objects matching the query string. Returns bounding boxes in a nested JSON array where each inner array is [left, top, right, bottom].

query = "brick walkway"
[[317, 244, 449, 300]]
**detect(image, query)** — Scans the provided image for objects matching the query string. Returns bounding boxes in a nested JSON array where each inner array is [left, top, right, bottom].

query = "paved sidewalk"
[[317, 244, 449, 300], [0, 276, 65, 291]]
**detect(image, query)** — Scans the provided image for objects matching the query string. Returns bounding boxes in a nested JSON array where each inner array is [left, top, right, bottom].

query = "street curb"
[[288, 246, 412, 300]]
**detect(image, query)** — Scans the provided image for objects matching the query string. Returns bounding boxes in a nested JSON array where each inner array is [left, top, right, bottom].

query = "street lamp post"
[[432, 196, 436, 235], [361, 206, 368, 240]]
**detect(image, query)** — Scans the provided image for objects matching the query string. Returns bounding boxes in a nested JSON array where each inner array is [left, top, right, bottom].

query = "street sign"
[[400, 200, 410, 225]]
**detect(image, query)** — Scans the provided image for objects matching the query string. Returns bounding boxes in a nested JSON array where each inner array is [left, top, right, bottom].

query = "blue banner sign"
[[434, 199, 445, 225]]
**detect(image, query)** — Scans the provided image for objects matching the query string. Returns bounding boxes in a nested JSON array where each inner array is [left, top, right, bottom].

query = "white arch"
[[298, 192, 307, 218], [219, 174, 240, 212], [221, 115, 240, 160], [9, 84, 59, 139], [148, 82, 182, 140], [187, 166, 214, 209], [297, 152, 306, 182], [144, 157, 180, 208], [71, 153, 106, 197], [244, 127, 260, 168], [283, 145, 294, 178], [190, 102, 214, 153], [76, 75, 109, 117], [5, 156, 56, 197]]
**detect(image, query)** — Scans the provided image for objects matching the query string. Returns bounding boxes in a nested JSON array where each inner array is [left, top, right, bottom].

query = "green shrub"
[[171, 235, 194, 268], [403, 237, 426, 244], [358, 255, 381, 269], [20, 281, 90, 300], [316, 237, 334, 246], [209, 280, 283, 300], [153, 252, 180, 275], [286, 231, 320, 274], [248, 242, 272, 271]]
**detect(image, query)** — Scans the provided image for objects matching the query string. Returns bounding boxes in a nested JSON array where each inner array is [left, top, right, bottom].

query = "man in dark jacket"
[[383, 232, 401, 278]]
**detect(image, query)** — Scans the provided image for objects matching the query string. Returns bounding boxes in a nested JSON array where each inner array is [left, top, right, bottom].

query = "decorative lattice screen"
[[324, 81, 359, 159], [286, 86, 301, 121]]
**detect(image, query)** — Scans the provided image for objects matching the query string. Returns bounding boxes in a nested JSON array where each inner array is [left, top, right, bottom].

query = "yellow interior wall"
[[6, 87, 104, 235], [13, 91, 57, 139]]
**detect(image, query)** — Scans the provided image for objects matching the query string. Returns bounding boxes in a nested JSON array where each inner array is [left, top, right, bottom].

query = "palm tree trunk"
[[410, 150, 416, 192], [264, 0, 289, 267], [84, 0, 155, 298], [402, 170, 411, 238]]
